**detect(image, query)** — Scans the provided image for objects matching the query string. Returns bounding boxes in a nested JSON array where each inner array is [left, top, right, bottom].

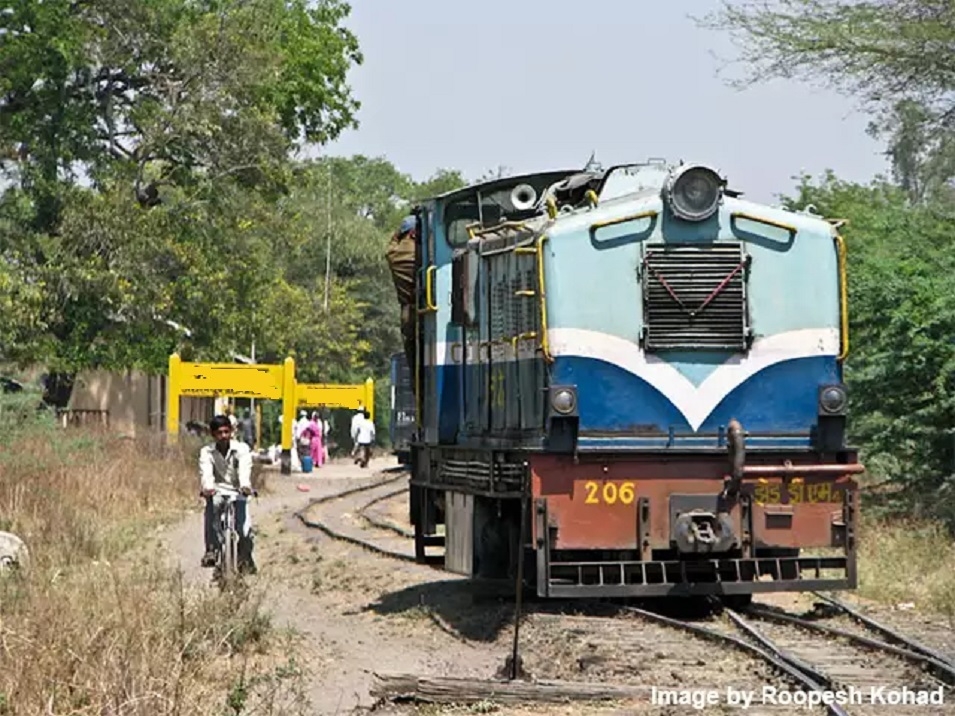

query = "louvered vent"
[[642, 243, 750, 351]]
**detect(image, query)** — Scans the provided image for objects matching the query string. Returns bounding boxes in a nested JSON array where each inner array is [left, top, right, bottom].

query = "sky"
[[320, 0, 889, 205]]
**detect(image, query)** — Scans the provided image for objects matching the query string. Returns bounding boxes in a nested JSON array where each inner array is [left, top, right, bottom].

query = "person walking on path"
[[307, 411, 324, 467], [352, 409, 376, 468], [350, 403, 364, 459]]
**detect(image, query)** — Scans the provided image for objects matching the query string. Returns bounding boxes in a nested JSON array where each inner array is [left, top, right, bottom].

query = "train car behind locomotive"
[[389, 352, 415, 465], [395, 159, 864, 604]]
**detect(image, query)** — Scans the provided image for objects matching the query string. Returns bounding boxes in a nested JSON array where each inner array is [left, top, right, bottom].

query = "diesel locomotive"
[[401, 159, 863, 603]]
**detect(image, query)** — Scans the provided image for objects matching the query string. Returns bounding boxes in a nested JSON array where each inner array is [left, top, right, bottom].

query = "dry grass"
[[0, 424, 310, 715], [856, 514, 955, 617]]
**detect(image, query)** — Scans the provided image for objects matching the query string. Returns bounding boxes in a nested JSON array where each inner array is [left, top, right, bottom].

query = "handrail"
[[417, 266, 437, 314], [536, 234, 553, 363], [834, 232, 849, 361], [590, 210, 658, 232], [730, 212, 798, 236], [511, 331, 538, 347], [545, 196, 558, 219], [414, 265, 437, 423]]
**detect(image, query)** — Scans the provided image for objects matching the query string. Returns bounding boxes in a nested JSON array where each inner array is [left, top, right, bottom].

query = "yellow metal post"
[[365, 377, 375, 422], [166, 353, 181, 446], [280, 356, 296, 474]]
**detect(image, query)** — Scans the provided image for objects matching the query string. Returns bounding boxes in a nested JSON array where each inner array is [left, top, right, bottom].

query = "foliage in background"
[[0, 0, 466, 440], [781, 174, 955, 525], [700, 1, 955, 135], [7, 0, 955, 495]]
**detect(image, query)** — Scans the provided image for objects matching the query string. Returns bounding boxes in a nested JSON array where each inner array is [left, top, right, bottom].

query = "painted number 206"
[[583, 481, 636, 505]]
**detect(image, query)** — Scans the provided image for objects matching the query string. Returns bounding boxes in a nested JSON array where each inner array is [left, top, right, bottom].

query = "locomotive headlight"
[[818, 384, 848, 415], [664, 164, 725, 222], [551, 388, 577, 415]]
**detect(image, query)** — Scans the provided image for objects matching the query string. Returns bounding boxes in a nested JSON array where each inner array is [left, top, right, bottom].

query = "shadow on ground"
[[363, 574, 726, 643]]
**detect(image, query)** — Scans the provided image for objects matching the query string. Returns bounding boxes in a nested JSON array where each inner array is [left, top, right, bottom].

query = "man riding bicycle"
[[199, 415, 256, 574]]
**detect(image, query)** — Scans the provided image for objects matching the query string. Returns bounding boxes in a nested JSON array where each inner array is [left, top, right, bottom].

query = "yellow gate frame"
[[167, 354, 298, 470], [167, 354, 375, 474], [294, 377, 374, 420]]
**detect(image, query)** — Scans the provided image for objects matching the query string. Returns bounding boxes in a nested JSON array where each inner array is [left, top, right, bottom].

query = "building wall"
[[68, 370, 213, 437]]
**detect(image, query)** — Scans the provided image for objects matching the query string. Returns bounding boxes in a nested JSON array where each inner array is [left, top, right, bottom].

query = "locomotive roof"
[[421, 169, 581, 203]]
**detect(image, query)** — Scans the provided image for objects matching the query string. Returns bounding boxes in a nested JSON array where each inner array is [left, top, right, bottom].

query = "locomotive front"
[[528, 162, 863, 601]]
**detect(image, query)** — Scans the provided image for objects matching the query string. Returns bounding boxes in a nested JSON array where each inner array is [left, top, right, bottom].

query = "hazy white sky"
[[321, 0, 889, 204]]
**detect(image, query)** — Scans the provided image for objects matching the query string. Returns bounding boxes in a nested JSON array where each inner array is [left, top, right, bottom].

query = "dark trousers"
[[204, 495, 253, 563]]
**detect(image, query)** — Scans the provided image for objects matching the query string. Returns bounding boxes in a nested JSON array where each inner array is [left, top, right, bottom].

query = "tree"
[[867, 100, 955, 204], [698, 1, 955, 134], [0, 0, 363, 229], [781, 171, 955, 524], [0, 0, 365, 380]]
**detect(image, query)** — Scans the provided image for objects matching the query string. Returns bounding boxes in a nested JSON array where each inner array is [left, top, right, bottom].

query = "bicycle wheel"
[[220, 504, 239, 583]]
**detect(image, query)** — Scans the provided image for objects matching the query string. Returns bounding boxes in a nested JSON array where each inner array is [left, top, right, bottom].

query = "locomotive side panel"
[[479, 238, 543, 439]]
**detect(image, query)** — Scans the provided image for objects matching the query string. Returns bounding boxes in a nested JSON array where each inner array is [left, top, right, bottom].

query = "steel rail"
[[356, 486, 414, 538], [625, 606, 849, 716], [812, 592, 955, 669], [294, 471, 418, 562], [746, 605, 955, 687]]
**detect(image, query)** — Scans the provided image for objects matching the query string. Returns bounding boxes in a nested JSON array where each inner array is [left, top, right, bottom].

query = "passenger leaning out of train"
[[199, 415, 256, 573], [386, 215, 418, 375]]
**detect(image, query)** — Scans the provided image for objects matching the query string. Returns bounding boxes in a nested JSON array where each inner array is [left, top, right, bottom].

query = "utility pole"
[[251, 339, 260, 449], [323, 163, 332, 312]]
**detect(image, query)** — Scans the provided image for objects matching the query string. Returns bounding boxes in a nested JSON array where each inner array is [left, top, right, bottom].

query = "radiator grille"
[[642, 243, 749, 351]]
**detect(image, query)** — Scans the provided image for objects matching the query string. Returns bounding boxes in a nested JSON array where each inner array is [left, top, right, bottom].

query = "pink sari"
[[308, 419, 324, 467]]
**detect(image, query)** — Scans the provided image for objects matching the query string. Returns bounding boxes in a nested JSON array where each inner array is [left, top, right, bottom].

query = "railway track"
[[293, 468, 420, 562], [296, 470, 955, 713], [625, 599, 955, 715]]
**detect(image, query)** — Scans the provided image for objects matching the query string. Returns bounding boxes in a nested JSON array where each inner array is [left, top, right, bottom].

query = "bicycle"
[[212, 487, 256, 586]]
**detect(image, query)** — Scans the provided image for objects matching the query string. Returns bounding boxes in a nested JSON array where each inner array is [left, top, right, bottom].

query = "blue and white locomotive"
[[404, 160, 863, 602]]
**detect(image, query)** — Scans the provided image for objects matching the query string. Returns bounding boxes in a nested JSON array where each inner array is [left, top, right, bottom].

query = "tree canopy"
[[700, 1, 955, 126], [700, 1, 955, 201], [0, 0, 466, 392]]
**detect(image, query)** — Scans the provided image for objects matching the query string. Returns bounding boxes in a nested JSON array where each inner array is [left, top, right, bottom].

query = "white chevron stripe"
[[428, 327, 837, 431], [548, 327, 839, 431]]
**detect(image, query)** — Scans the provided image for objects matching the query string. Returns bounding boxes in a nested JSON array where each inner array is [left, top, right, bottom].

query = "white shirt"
[[350, 410, 363, 438], [199, 440, 252, 492], [354, 417, 376, 445], [323, 419, 331, 437]]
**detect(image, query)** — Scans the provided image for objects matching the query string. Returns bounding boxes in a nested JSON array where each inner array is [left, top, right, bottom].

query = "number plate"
[[753, 480, 841, 505], [580, 480, 637, 506]]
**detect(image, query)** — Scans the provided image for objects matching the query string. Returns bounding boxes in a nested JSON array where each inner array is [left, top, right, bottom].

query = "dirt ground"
[[156, 458, 955, 716]]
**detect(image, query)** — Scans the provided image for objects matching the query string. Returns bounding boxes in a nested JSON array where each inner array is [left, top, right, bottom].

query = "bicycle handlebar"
[[200, 488, 258, 498]]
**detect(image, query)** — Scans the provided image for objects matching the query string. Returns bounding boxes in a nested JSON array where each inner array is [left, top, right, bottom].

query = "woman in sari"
[[308, 411, 324, 468]]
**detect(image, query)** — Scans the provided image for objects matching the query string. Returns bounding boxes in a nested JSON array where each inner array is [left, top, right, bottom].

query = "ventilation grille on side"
[[642, 243, 750, 351]]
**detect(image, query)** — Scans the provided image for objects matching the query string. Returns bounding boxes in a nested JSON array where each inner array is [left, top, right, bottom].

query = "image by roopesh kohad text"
[[651, 685, 945, 709]]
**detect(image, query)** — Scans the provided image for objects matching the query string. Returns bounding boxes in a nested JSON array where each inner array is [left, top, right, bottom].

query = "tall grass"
[[857, 515, 955, 619], [0, 413, 309, 715]]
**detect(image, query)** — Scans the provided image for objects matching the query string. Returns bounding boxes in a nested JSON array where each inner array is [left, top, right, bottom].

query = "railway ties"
[[295, 475, 954, 713], [627, 599, 953, 716]]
